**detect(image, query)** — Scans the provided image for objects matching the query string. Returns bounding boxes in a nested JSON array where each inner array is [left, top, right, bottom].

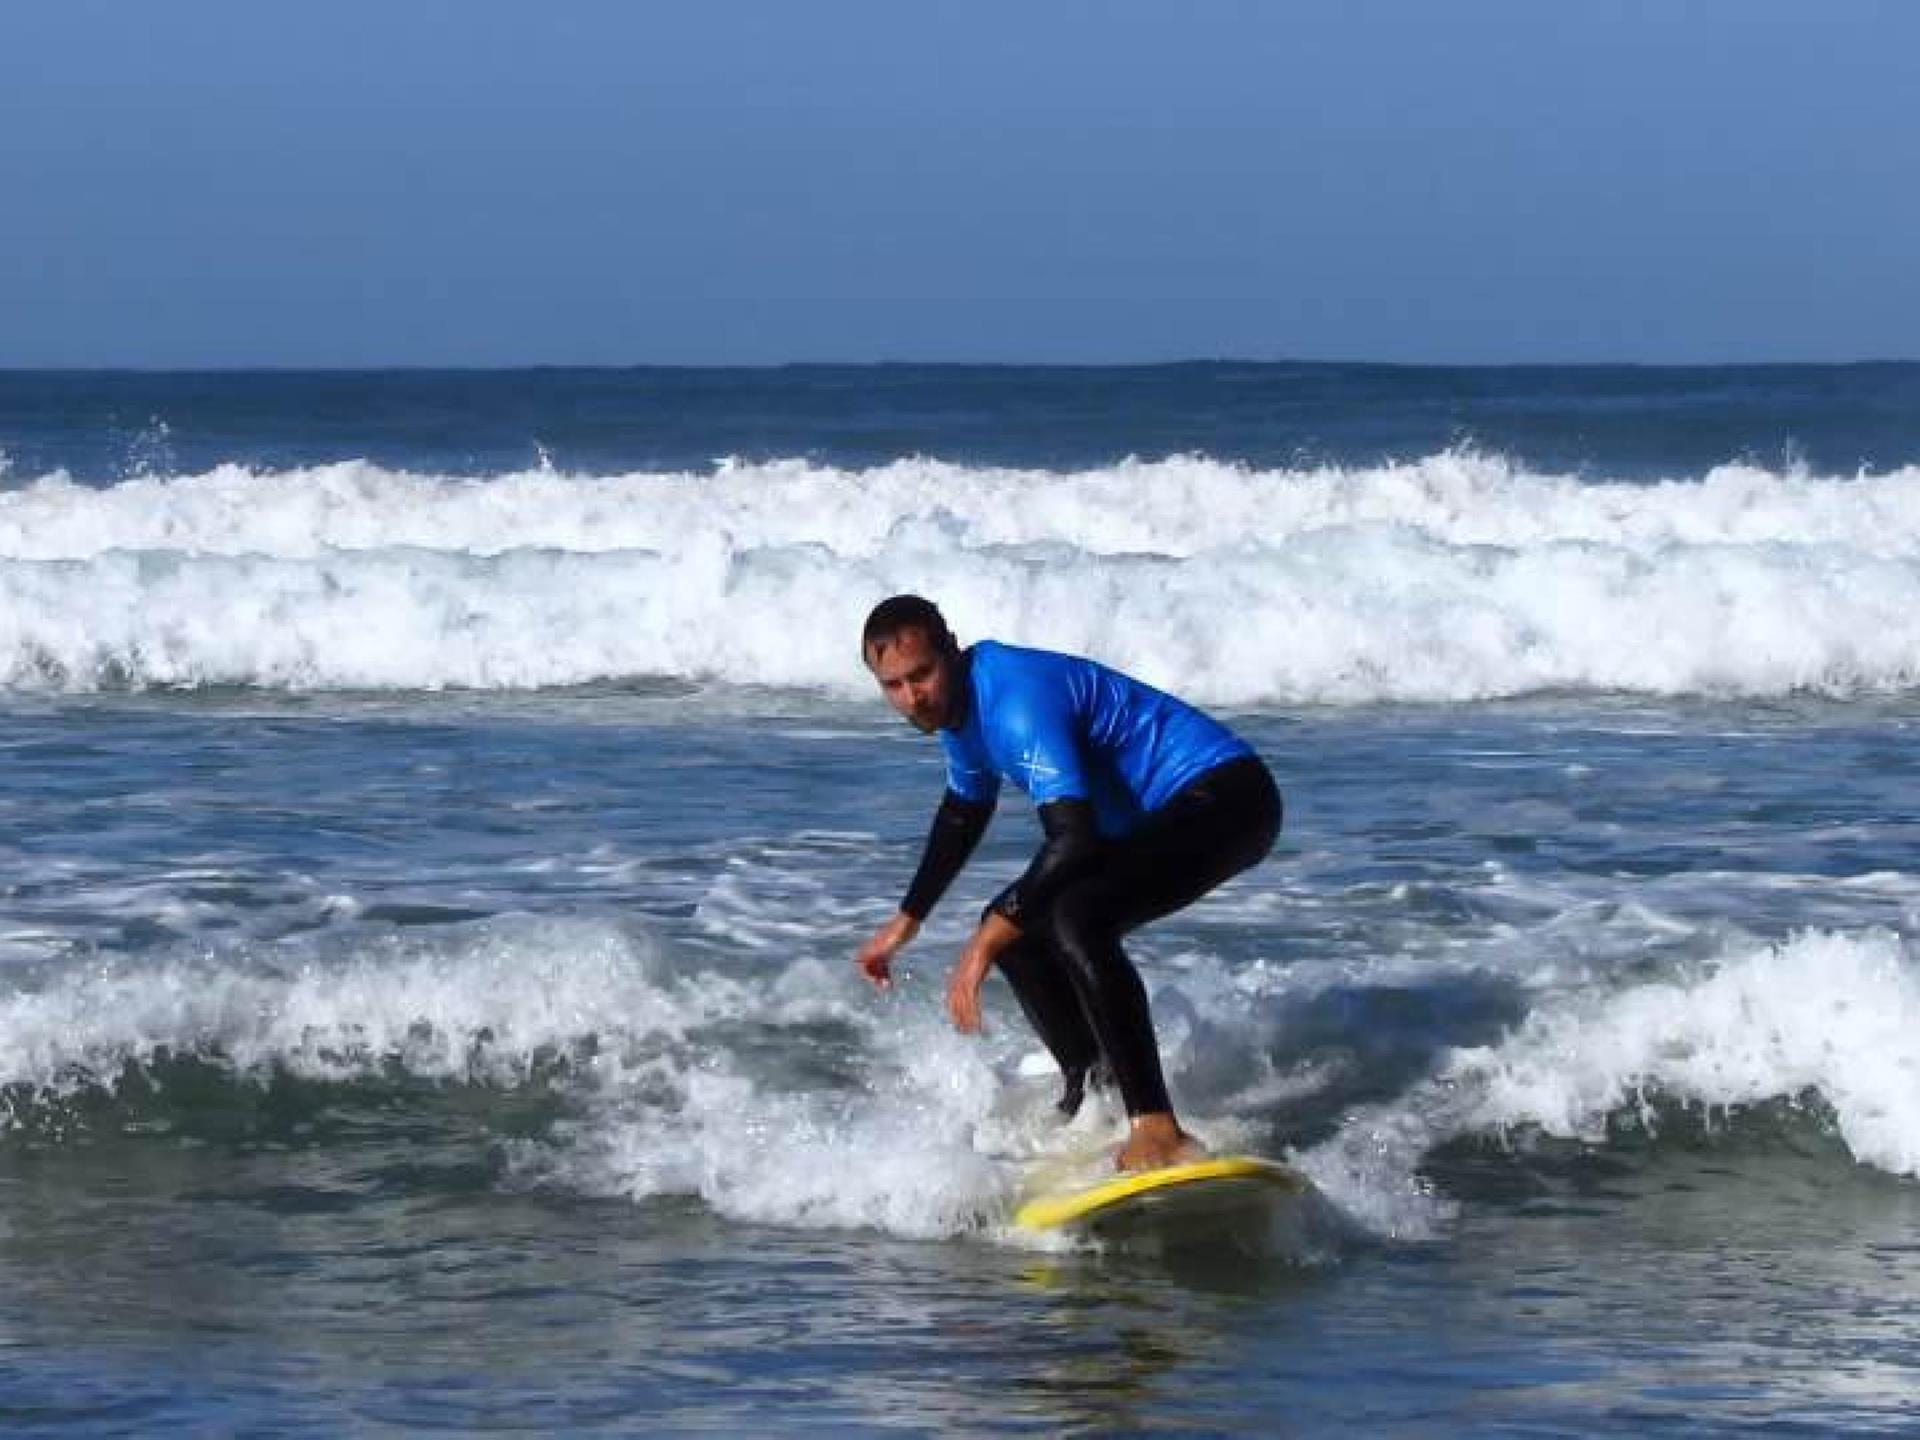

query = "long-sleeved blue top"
[[938, 640, 1252, 838]]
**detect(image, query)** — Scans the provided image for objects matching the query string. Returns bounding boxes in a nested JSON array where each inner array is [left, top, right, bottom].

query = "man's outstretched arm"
[[902, 790, 996, 920], [856, 790, 995, 988]]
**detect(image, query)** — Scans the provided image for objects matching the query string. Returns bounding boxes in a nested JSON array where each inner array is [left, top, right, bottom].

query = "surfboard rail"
[[1014, 1154, 1309, 1231]]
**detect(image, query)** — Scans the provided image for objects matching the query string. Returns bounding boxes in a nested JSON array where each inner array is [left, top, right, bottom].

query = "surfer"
[[854, 595, 1282, 1172]]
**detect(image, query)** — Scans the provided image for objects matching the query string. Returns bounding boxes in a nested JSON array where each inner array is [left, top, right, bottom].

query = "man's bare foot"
[[1115, 1112, 1207, 1172]]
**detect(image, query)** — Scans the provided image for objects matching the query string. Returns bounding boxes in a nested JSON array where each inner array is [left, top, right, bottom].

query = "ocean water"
[[3, 363, 1920, 1433]]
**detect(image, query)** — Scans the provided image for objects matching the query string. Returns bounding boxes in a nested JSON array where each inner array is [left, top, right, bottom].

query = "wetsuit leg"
[[1042, 755, 1282, 1117], [994, 932, 1104, 1115]]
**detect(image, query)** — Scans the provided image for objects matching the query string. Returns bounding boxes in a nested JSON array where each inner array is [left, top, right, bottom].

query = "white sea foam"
[[7, 453, 1920, 562], [0, 916, 1053, 1240], [525, 973, 1023, 1242], [1434, 928, 1920, 1176], [0, 917, 694, 1104], [16, 873, 1907, 1242], [0, 910, 1365, 1247], [1, 455, 1917, 701], [1280, 929, 1920, 1238]]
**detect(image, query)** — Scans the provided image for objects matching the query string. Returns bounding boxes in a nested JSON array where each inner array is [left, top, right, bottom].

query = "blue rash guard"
[[938, 641, 1252, 838]]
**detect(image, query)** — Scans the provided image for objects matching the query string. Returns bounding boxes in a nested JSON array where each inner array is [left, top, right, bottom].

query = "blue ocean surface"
[[4, 364, 1920, 1433]]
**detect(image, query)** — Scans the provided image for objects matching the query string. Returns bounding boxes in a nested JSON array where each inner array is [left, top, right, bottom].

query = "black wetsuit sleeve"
[[990, 797, 1101, 928], [900, 789, 996, 921]]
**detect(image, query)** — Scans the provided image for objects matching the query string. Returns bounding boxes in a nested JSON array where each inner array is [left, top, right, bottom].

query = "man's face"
[[865, 626, 955, 733]]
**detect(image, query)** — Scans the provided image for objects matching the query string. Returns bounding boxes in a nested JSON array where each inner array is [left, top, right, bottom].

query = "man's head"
[[862, 594, 961, 733]]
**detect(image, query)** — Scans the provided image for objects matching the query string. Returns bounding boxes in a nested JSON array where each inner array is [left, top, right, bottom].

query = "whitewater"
[[4, 450, 1920, 699]]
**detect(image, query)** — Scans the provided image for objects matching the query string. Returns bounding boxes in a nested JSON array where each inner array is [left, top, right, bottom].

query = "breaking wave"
[[3, 452, 1917, 702]]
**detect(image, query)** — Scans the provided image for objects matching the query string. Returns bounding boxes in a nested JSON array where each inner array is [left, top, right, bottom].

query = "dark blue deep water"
[[4, 363, 1920, 1433], [5, 361, 1919, 480]]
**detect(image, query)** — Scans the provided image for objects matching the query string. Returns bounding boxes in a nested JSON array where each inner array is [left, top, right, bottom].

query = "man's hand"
[[855, 911, 921, 989], [946, 911, 1022, 1033]]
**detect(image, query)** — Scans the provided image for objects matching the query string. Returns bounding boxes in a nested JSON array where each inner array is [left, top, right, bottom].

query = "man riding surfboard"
[[855, 595, 1282, 1172]]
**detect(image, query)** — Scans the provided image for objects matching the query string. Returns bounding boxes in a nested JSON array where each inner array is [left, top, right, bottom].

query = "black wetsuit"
[[899, 643, 1283, 1117]]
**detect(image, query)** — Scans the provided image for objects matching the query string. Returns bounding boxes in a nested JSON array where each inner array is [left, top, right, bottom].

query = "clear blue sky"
[[3, 1, 1915, 367]]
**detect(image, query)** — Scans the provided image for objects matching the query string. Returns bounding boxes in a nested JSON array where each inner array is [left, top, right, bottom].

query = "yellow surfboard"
[[1014, 1154, 1310, 1232]]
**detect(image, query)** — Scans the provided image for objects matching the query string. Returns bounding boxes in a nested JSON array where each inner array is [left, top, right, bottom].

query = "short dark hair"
[[861, 594, 956, 661]]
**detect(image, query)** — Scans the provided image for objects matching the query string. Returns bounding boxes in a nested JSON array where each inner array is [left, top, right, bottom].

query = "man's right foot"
[[1115, 1113, 1205, 1172]]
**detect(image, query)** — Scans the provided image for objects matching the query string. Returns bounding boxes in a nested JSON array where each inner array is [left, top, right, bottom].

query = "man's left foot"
[[1056, 1061, 1113, 1119], [1057, 1067, 1089, 1119]]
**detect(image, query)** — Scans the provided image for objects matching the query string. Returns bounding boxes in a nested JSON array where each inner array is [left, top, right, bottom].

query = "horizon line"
[[4, 355, 1917, 377]]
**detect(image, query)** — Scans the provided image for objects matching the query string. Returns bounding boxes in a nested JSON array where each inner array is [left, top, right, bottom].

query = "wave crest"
[[1443, 929, 1920, 1176], [3, 453, 1917, 702]]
